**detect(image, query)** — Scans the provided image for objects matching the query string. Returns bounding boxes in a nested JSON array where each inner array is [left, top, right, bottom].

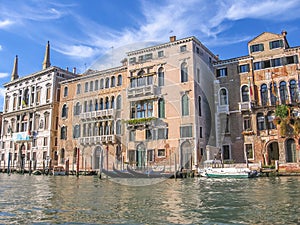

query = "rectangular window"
[[286, 55, 298, 65], [245, 144, 253, 159], [138, 55, 144, 62], [180, 125, 192, 138], [216, 68, 227, 77], [250, 43, 264, 53], [145, 53, 153, 60], [243, 118, 251, 130], [200, 127, 203, 138], [271, 58, 282, 67], [157, 128, 168, 139], [180, 45, 187, 52], [76, 84, 81, 94], [222, 145, 230, 160], [253, 62, 262, 70], [46, 87, 51, 101], [43, 137, 48, 146], [158, 51, 164, 58], [269, 40, 283, 49], [89, 81, 94, 91], [263, 60, 271, 68], [157, 149, 166, 157], [145, 129, 152, 140], [147, 149, 154, 162], [129, 57, 136, 64], [129, 130, 135, 142], [197, 68, 200, 83], [84, 82, 88, 92], [128, 150, 135, 164], [239, 64, 249, 73]]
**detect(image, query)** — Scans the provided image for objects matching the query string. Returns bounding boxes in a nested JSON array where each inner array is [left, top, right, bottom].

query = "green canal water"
[[0, 174, 299, 224]]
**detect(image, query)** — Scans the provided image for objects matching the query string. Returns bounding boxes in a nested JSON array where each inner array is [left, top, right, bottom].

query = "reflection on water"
[[0, 174, 300, 224]]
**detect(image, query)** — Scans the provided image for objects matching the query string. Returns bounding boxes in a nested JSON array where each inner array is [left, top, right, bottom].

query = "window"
[[250, 43, 264, 53], [147, 150, 154, 162], [105, 97, 109, 109], [95, 80, 99, 90], [263, 60, 271, 69], [100, 79, 104, 89], [200, 127, 203, 138], [76, 84, 81, 94], [198, 96, 202, 116], [180, 45, 187, 52], [158, 50, 164, 58], [89, 81, 93, 91], [289, 80, 297, 103], [73, 124, 80, 138], [84, 82, 88, 92], [270, 82, 278, 105], [60, 126, 67, 139], [182, 94, 189, 116], [243, 117, 251, 130], [63, 86, 68, 97], [111, 96, 115, 109], [286, 55, 298, 65], [241, 85, 250, 102], [219, 88, 228, 105], [279, 81, 287, 104], [239, 64, 249, 73], [245, 144, 253, 159], [271, 58, 282, 67], [260, 84, 268, 106], [129, 130, 135, 142], [105, 78, 109, 88], [157, 128, 168, 139], [116, 95, 122, 110], [269, 40, 283, 49], [117, 75, 122, 86], [225, 115, 230, 133], [267, 111, 275, 129], [158, 149, 166, 157], [46, 87, 51, 102], [180, 125, 192, 138], [44, 113, 49, 130], [111, 76, 115, 87], [131, 100, 153, 119], [158, 98, 165, 118], [181, 62, 188, 82], [62, 104, 68, 118], [257, 113, 265, 130], [158, 67, 164, 86], [145, 129, 153, 140], [129, 57, 136, 64], [216, 68, 227, 77], [145, 53, 153, 60], [116, 120, 122, 135], [222, 145, 230, 160], [253, 62, 262, 70], [43, 137, 48, 146]]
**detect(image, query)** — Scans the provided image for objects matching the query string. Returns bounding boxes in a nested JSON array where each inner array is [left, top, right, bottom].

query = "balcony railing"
[[79, 135, 116, 145], [217, 104, 229, 114], [239, 102, 251, 111], [127, 84, 159, 99], [80, 109, 115, 120]]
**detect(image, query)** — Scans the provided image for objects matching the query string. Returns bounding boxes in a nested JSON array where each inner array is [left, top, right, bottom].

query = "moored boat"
[[53, 166, 66, 176]]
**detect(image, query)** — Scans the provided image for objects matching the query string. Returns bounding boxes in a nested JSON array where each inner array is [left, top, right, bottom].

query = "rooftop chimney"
[[42, 41, 51, 69], [11, 55, 19, 81], [281, 30, 287, 36], [170, 36, 176, 42]]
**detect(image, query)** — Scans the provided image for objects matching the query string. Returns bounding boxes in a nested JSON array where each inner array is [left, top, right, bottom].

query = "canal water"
[[0, 174, 299, 225]]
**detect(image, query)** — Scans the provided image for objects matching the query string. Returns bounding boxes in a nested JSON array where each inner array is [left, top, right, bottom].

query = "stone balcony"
[[80, 109, 115, 120], [217, 104, 229, 114], [239, 102, 251, 112], [126, 84, 159, 100], [79, 135, 116, 145]]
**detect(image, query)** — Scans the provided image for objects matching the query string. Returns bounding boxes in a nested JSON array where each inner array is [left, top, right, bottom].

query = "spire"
[[11, 55, 19, 81], [42, 41, 51, 69]]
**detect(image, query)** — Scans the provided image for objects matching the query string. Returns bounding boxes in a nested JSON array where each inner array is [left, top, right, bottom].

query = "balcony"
[[217, 104, 229, 114], [80, 109, 115, 120], [239, 102, 251, 112], [79, 135, 116, 145], [127, 84, 159, 100]]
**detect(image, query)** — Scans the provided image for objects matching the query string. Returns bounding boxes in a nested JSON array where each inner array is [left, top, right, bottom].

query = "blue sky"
[[1, 0, 300, 109]]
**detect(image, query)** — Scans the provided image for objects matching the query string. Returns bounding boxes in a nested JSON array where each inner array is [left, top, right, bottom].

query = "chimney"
[[73, 67, 76, 74], [281, 30, 287, 36], [170, 36, 176, 42], [42, 41, 51, 69]]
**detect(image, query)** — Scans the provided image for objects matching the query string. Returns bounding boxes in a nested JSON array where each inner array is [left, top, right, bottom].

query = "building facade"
[[214, 31, 300, 165], [0, 42, 77, 171]]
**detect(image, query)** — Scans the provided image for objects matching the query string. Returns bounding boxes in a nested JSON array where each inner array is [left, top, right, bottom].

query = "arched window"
[[280, 81, 287, 104], [76, 84, 81, 94], [241, 85, 249, 102], [100, 98, 103, 110], [60, 126, 67, 139], [267, 111, 275, 129], [158, 98, 165, 118], [62, 104, 68, 118], [89, 100, 93, 112], [158, 67, 164, 86], [60, 148, 65, 163], [270, 82, 277, 106], [100, 79, 104, 89], [198, 96, 201, 116], [286, 139, 296, 162], [257, 112, 265, 130], [63, 86, 68, 97], [73, 124, 80, 138], [116, 120, 122, 135], [117, 74, 122, 86], [89, 81, 94, 91], [289, 80, 297, 103], [95, 80, 99, 90], [111, 96, 115, 109], [105, 78, 109, 88], [74, 102, 81, 116], [182, 94, 189, 116], [260, 84, 268, 106], [105, 97, 109, 109], [116, 95, 122, 110], [181, 62, 188, 82], [219, 88, 228, 105], [111, 76, 115, 87], [95, 99, 98, 111]]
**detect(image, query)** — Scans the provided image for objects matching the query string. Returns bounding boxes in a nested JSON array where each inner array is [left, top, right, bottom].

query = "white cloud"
[[0, 19, 14, 28], [0, 45, 2, 51], [54, 44, 98, 58], [0, 73, 9, 78]]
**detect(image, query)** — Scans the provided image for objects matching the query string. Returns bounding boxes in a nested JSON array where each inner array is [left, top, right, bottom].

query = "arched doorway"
[[181, 141, 192, 169], [93, 146, 103, 170], [286, 139, 296, 162], [136, 143, 146, 169], [267, 142, 279, 165]]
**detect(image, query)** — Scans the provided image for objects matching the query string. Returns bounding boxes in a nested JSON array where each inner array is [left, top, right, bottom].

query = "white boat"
[[53, 166, 66, 176], [199, 160, 259, 178]]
